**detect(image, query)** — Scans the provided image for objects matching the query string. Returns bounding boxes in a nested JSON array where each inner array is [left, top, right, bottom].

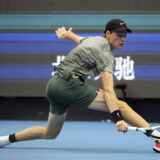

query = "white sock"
[[0, 136, 11, 147]]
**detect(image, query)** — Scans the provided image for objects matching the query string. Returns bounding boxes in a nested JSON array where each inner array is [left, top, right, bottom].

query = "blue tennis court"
[[0, 121, 159, 160]]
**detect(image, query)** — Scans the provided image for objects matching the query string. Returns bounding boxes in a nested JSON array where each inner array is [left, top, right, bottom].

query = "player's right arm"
[[55, 27, 85, 44], [100, 71, 128, 132]]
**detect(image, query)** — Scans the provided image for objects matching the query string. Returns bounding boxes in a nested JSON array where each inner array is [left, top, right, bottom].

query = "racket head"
[[128, 125, 160, 139], [151, 126, 160, 130], [149, 126, 160, 139]]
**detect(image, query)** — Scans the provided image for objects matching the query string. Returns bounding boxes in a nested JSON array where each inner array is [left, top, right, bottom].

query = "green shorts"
[[46, 74, 98, 115]]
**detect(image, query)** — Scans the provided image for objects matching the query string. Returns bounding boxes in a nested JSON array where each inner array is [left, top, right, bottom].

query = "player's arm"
[[55, 27, 85, 44], [100, 71, 128, 132]]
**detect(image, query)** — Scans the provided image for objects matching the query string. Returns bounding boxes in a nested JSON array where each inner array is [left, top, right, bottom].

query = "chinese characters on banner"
[[114, 56, 135, 80], [51, 55, 65, 76], [51, 55, 135, 81]]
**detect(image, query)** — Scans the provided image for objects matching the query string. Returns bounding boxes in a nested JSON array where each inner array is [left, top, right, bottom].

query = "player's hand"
[[55, 27, 72, 39], [116, 120, 128, 133]]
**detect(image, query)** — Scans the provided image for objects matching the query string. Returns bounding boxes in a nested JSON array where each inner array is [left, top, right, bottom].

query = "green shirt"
[[57, 36, 114, 79]]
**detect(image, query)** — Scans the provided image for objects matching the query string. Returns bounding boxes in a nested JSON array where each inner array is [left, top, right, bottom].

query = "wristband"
[[111, 110, 123, 123]]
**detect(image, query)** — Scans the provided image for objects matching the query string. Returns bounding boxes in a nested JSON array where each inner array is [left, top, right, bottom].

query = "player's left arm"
[[55, 27, 85, 44]]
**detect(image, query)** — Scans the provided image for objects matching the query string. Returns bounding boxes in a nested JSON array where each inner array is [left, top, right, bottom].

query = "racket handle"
[[128, 126, 138, 131], [128, 126, 146, 133]]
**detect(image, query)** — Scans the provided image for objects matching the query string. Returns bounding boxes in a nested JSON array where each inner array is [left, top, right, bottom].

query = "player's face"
[[106, 31, 127, 49]]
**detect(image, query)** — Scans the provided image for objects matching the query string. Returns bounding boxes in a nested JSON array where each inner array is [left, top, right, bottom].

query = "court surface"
[[0, 121, 159, 160]]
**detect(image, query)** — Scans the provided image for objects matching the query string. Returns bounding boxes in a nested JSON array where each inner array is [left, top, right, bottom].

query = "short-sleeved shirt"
[[47, 36, 114, 114], [56, 36, 114, 79]]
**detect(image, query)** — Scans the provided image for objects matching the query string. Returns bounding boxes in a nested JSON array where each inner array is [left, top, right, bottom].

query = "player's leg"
[[0, 111, 67, 147], [88, 89, 109, 112], [88, 89, 160, 152], [15, 111, 67, 141], [88, 89, 149, 127]]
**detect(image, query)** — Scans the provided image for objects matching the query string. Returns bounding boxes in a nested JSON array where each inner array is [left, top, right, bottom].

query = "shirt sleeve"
[[104, 61, 114, 73], [80, 37, 89, 43]]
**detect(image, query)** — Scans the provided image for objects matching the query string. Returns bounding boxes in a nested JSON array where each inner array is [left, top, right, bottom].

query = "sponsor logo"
[[117, 112, 121, 118], [120, 22, 125, 26]]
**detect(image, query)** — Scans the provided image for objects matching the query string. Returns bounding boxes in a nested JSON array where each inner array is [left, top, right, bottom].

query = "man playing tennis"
[[0, 19, 160, 152]]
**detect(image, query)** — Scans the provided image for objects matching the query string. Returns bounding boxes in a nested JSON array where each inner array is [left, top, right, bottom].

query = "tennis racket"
[[128, 126, 160, 139]]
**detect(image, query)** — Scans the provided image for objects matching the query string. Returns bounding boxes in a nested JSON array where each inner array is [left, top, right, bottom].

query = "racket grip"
[[128, 126, 138, 131]]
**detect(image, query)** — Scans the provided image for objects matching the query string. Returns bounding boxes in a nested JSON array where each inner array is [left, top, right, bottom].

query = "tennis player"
[[0, 19, 159, 152]]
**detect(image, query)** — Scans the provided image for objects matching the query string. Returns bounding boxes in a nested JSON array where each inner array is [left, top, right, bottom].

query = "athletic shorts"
[[46, 74, 98, 115]]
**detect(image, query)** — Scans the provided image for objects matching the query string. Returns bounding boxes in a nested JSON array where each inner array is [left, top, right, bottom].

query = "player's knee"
[[44, 133, 59, 140], [33, 126, 48, 138], [43, 129, 60, 140]]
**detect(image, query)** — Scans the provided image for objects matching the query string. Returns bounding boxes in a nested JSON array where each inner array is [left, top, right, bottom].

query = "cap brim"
[[126, 28, 132, 33], [114, 27, 132, 33]]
